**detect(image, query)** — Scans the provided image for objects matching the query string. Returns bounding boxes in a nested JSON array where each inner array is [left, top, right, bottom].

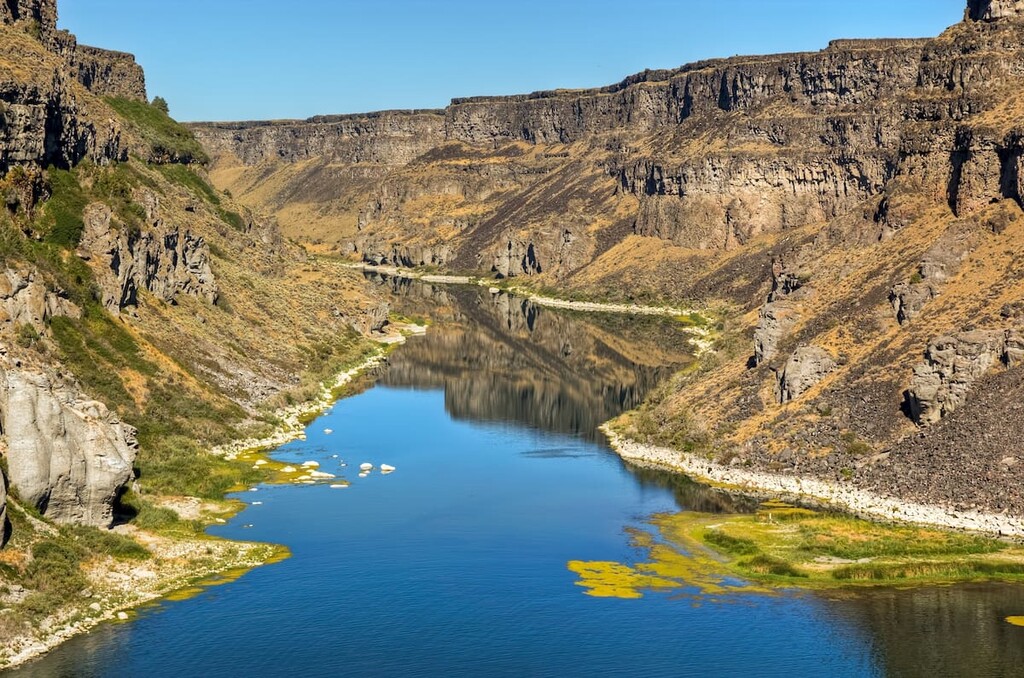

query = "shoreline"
[[1, 533, 283, 670], [344, 262, 703, 318], [345, 262, 716, 352], [211, 348, 392, 461], [2, 334, 413, 671], [602, 426, 1024, 539]]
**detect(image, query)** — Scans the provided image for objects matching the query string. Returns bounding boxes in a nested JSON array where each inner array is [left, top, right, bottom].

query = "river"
[[11, 280, 1024, 677]]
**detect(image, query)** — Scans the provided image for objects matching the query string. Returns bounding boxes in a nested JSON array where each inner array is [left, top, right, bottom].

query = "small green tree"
[[151, 96, 170, 114]]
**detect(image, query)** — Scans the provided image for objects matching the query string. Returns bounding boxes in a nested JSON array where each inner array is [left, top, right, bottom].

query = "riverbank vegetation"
[[568, 502, 1024, 599]]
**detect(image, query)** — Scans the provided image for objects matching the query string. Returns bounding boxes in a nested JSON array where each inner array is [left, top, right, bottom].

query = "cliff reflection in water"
[[828, 583, 1024, 677], [368, 275, 694, 441]]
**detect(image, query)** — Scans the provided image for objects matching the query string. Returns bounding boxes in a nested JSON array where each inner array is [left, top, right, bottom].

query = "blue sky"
[[59, 0, 966, 122]]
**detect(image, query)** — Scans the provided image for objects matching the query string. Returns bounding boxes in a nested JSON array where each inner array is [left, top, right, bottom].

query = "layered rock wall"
[[74, 45, 146, 101], [191, 111, 446, 166]]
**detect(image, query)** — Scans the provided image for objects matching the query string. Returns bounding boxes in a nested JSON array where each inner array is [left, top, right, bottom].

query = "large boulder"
[[776, 346, 837, 403], [907, 330, 1008, 425], [0, 367, 137, 527]]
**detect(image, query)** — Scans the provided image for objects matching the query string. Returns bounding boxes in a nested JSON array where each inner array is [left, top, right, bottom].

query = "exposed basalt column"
[[74, 45, 147, 101]]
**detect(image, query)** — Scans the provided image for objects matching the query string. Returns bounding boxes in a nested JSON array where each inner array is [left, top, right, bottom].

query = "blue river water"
[[11, 282, 1024, 677]]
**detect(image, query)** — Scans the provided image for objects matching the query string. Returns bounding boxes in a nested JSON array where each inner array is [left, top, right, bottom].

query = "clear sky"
[[59, 0, 966, 122]]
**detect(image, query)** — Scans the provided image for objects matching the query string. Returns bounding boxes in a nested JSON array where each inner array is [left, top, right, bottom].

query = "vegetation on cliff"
[[0, 5, 391, 661]]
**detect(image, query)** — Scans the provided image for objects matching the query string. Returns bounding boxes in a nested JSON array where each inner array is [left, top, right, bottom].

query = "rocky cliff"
[[0, 0, 387, 549], [192, 2, 1024, 518], [79, 192, 218, 314], [191, 11, 992, 280]]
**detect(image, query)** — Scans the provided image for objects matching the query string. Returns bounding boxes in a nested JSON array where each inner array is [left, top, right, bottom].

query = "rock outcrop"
[[74, 45, 146, 101], [752, 260, 810, 366], [906, 330, 1023, 425], [0, 0, 147, 174], [0, 363, 137, 527], [906, 330, 1024, 425], [776, 346, 836, 403], [0, 266, 80, 332], [0, 467, 8, 548], [344, 300, 390, 335], [968, 0, 1024, 21], [79, 197, 218, 313], [0, 0, 56, 39]]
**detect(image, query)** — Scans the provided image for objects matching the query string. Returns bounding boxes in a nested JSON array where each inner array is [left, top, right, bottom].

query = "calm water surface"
[[12, 281, 1024, 677]]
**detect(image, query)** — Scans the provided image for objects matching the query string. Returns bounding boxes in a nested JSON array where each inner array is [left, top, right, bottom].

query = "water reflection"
[[369, 275, 694, 441], [827, 584, 1024, 677]]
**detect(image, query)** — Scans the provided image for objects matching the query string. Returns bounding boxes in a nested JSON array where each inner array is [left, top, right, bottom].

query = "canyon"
[[193, 0, 1024, 521], [5, 0, 1024, 670]]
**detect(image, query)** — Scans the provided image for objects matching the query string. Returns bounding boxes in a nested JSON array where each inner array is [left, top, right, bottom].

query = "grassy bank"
[[568, 502, 1024, 599]]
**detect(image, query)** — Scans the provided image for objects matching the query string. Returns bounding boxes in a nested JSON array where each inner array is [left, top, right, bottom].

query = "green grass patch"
[[105, 97, 208, 164], [703, 529, 760, 556], [154, 163, 221, 204], [40, 168, 88, 247], [795, 516, 1003, 560], [739, 554, 809, 578], [569, 504, 1024, 599]]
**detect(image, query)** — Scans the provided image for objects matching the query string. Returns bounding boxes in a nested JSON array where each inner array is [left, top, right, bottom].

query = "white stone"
[[359, 463, 373, 472], [380, 464, 396, 474]]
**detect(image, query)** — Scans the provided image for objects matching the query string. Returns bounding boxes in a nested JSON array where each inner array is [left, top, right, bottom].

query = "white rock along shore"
[[602, 426, 1024, 539]]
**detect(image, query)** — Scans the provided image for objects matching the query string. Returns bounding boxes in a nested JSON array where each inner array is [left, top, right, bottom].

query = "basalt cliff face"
[[0, 0, 386, 554], [195, 3, 1024, 519]]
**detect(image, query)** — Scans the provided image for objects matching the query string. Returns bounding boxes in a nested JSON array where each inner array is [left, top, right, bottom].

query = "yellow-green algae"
[[568, 503, 1024, 599]]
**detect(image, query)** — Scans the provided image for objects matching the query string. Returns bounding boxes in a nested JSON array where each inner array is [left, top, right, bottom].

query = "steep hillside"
[[194, 1, 1024, 522], [0, 0, 390, 656]]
